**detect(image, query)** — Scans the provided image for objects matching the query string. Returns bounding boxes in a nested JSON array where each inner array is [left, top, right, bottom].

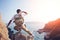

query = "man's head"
[[16, 9, 21, 14]]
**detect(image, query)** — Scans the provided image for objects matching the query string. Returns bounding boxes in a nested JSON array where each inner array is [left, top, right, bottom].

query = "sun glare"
[[26, 0, 60, 23]]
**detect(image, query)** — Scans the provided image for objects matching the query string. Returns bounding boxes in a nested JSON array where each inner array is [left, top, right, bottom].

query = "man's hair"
[[16, 9, 21, 13]]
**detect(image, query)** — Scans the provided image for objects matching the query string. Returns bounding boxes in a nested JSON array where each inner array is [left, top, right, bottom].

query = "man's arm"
[[22, 25, 32, 35], [22, 11, 28, 14], [7, 20, 12, 28]]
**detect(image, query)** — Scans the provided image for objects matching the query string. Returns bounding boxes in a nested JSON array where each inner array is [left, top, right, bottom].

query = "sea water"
[[8, 22, 45, 40]]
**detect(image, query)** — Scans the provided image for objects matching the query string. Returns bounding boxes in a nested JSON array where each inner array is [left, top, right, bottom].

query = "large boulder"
[[14, 32, 34, 40], [49, 19, 60, 38], [0, 15, 10, 40], [38, 18, 60, 39]]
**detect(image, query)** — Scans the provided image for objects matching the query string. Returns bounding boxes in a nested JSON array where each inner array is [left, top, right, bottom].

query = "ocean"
[[8, 22, 45, 40]]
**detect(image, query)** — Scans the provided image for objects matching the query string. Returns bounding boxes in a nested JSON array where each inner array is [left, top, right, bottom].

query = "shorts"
[[14, 19, 24, 26]]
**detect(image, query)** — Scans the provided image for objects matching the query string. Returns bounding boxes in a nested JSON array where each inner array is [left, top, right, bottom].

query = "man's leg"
[[14, 26, 21, 31]]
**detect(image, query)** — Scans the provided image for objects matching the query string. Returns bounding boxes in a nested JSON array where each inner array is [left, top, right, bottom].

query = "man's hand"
[[27, 34, 34, 40], [30, 34, 34, 38], [22, 11, 28, 15]]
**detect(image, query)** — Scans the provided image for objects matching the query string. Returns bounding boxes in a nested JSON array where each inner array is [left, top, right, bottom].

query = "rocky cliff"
[[38, 18, 60, 38], [0, 15, 10, 40]]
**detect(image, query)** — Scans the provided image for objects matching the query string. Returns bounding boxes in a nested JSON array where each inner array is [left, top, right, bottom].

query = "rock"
[[27, 35, 34, 40], [14, 32, 34, 40], [49, 18, 60, 38], [38, 18, 60, 39], [0, 15, 10, 40]]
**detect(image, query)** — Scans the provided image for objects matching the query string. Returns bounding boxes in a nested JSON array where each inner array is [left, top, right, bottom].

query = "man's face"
[[17, 11, 21, 14], [19, 11, 21, 14]]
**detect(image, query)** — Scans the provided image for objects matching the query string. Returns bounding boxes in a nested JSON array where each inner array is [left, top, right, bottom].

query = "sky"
[[0, 0, 60, 23]]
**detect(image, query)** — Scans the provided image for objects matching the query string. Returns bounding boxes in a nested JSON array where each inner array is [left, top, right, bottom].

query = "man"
[[7, 9, 33, 39]]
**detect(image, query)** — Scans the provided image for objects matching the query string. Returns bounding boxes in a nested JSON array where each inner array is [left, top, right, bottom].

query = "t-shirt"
[[11, 13, 25, 21]]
